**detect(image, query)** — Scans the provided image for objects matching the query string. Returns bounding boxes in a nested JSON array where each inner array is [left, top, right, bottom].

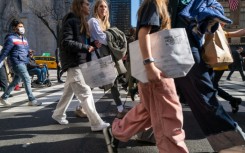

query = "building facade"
[[108, 0, 131, 34], [0, 0, 72, 56], [218, 0, 245, 46]]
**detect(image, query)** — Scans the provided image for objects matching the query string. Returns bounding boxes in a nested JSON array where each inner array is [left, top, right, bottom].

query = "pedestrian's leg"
[[57, 66, 61, 81], [16, 64, 36, 101], [238, 68, 245, 81], [52, 82, 74, 121], [227, 68, 235, 80], [0, 66, 8, 91], [72, 81, 104, 126], [112, 102, 151, 142], [1, 74, 20, 99], [111, 81, 122, 107], [214, 70, 234, 101], [139, 80, 188, 153], [175, 46, 236, 135]]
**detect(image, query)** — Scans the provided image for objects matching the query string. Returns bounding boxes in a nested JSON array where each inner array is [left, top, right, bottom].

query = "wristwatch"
[[143, 57, 155, 65]]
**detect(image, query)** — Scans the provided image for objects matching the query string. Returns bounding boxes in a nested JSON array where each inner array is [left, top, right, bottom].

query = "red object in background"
[[14, 84, 21, 91]]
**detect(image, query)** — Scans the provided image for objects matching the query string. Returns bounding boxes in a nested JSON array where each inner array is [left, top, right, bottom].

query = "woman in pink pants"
[[103, 0, 189, 153]]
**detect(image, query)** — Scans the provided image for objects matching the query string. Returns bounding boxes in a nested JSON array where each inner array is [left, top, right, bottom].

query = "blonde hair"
[[71, 0, 90, 37], [138, 0, 171, 30], [92, 0, 110, 31]]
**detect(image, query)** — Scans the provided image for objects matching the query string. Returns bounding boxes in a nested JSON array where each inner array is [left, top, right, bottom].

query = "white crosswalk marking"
[[0, 83, 110, 113]]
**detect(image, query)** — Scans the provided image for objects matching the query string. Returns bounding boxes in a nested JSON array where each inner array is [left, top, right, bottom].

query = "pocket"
[[154, 79, 176, 95]]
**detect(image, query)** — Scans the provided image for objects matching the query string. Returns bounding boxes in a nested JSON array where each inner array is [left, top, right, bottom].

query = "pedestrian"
[[52, 0, 110, 132], [212, 27, 245, 113], [226, 46, 245, 81], [103, 0, 189, 153], [168, 0, 245, 151], [0, 19, 41, 106], [86, 0, 128, 119], [55, 48, 64, 83]]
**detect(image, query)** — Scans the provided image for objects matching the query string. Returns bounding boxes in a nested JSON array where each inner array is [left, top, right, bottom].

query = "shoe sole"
[[0, 102, 11, 106], [0, 100, 11, 106], [103, 128, 115, 153], [52, 116, 69, 125]]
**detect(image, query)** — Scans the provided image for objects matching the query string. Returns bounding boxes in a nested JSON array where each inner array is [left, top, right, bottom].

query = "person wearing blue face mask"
[[0, 19, 41, 107]]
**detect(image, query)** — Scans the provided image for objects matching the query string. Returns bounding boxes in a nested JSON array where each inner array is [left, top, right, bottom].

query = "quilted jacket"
[[0, 33, 30, 66]]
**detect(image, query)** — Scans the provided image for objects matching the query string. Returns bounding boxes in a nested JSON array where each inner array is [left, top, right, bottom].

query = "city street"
[[0, 70, 245, 153]]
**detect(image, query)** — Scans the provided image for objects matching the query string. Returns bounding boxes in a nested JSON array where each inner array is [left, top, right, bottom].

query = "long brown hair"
[[71, 0, 90, 37], [137, 0, 171, 30], [92, 0, 110, 31]]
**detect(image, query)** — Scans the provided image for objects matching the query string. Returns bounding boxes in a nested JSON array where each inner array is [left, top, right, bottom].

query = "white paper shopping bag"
[[79, 55, 117, 88], [129, 28, 194, 83]]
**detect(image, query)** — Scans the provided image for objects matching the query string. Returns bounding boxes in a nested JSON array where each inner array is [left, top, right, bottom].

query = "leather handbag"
[[202, 25, 233, 67]]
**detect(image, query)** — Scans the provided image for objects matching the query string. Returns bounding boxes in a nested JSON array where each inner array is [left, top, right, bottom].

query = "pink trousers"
[[112, 78, 189, 153]]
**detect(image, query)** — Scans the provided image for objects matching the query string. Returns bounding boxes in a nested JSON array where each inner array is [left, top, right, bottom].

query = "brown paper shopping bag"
[[202, 25, 233, 67]]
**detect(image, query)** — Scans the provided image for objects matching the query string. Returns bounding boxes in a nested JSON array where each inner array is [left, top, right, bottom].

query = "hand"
[[39, 64, 44, 68], [145, 63, 165, 82], [88, 46, 95, 53], [94, 40, 102, 49]]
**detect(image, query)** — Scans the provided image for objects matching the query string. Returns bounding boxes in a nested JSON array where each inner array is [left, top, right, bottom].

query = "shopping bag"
[[202, 25, 233, 67], [79, 55, 117, 88], [129, 28, 194, 83]]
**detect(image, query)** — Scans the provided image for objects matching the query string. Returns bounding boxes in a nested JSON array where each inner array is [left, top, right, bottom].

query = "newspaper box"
[[129, 28, 194, 83], [79, 55, 117, 88]]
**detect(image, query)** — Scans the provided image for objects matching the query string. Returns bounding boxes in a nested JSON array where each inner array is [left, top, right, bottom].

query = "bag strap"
[[94, 49, 101, 59]]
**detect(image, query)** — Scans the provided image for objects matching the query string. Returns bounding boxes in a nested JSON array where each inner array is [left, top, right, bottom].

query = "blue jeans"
[[175, 46, 236, 135], [1, 63, 35, 101], [28, 66, 47, 83]]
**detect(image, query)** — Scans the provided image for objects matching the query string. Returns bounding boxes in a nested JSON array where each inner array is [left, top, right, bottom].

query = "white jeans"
[[53, 66, 104, 126]]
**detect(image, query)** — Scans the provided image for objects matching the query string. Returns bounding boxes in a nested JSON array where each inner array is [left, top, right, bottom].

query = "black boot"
[[230, 97, 242, 113]]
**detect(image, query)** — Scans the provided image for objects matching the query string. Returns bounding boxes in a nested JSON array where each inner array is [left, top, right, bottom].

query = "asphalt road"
[[0, 70, 245, 153]]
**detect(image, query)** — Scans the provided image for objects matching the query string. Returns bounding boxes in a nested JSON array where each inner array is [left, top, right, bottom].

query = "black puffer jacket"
[[60, 12, 92, 72]]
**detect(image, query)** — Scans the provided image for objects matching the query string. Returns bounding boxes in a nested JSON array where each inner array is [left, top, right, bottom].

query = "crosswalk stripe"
[[0, 84, 110, 113]]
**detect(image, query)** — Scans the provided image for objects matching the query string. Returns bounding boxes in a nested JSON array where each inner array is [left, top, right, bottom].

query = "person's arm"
[[138, 26, 163, 82], [226, 29, 245, 38], [62, 18, 94, 53], [27, 58, 39, 69], [0, 37, 14, 63], [88, 18, 107, 45]]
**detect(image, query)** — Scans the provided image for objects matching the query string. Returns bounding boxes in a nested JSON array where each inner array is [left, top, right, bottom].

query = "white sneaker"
[[52, 115, 69, 125], [28, 100, 42, 106], [0, 97, 11, 106], [91, 122, 110, 132]]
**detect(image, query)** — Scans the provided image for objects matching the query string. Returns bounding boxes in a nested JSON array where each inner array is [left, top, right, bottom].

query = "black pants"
[[57, 66, 63, 81], [227, 66, 245, 81], [212, 70, 234, 102], [175, 46, 236, 135]]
